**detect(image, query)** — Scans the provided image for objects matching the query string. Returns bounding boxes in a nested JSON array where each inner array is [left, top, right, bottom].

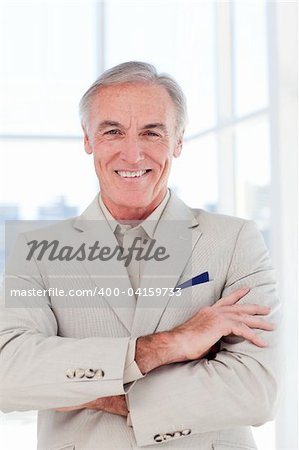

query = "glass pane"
[[0, 138, 98, 272], [235, 116, 270, 247], [169, 134, 218, 211], [252, 421, 275, 450], [0, 0, 98, 135], [0, 411, 37, 450], [233, 0, 268, 116], [104, 0, 216, 136], [0, 138, 97, 219]]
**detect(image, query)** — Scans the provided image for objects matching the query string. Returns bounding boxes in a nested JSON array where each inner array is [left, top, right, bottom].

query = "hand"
[[56, 394, 128, 417], [170, 287, 274, 361], [135, 287, 274, 373]]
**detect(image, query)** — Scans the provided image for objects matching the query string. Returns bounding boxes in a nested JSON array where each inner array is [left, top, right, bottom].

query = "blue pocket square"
[[175, 271, 210, 291]]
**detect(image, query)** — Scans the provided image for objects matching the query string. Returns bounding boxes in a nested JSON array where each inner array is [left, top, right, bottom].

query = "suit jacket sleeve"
[[127, 220, 281, 447], [0, 233, 131, 412]]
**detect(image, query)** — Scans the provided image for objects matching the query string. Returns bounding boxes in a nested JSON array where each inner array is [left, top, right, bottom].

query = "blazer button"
[[162, 433, 173, 441], [75, 368, 85, 378], [173, 431, 182, 438], [94, 369, 105, 379], [154, 434, 163, 443], [85, 368, 95, 378], [65, 368, 75, 379], [181, 429, 191, 436]]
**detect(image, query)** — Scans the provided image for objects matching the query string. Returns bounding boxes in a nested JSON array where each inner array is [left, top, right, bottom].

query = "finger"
[[56, 405, 85, 412], [225, 304, 271, 315], [216, 288, 250, 307], [242, 316, 275, 331], [231, 322, 268, 347], [225, 312, 275, 330], [55, 397, 105, 412]]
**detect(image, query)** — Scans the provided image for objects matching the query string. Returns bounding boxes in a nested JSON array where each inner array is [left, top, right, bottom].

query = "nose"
[[120, 135, 144, 165]]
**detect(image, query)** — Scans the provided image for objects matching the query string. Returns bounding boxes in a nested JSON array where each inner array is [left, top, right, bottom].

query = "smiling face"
[[83, 83, 183, 220]]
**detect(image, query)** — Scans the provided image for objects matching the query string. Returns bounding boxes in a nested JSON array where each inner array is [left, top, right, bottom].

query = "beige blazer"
[[0, 192, 280, 450]]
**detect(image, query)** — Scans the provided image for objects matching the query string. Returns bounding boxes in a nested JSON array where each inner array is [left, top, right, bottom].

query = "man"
[[0, 62, 280, 449]]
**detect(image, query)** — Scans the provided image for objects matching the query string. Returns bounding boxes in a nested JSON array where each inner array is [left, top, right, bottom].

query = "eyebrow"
[[96, 121, 122, 131], [141, 123, 167, 133], [96, 121, 168, 133]]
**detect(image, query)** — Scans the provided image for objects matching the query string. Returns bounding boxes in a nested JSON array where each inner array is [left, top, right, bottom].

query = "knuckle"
[[240, 313, 249, 322]]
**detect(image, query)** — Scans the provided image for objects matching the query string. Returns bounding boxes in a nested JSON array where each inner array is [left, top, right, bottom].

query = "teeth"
[[116, 170, 147, 178]]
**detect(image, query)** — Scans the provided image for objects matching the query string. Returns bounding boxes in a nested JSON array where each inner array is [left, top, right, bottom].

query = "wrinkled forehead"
[[89, 83, 178, 126]]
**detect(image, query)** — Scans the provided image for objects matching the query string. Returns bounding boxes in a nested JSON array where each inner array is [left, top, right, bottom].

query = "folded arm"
[[126, 220, 281, 446], [61, 284, 274, 419], [0, 233, 137, 412]]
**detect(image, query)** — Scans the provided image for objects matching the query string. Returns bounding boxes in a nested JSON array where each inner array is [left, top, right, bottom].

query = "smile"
[[115, 169, 151, 178]]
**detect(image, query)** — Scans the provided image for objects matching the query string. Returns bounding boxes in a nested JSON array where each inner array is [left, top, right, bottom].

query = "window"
[[0, 1, 297, 449]]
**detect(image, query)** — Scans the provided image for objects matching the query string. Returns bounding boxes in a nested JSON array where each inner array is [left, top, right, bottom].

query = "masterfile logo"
[[25, 237, 170, 267]]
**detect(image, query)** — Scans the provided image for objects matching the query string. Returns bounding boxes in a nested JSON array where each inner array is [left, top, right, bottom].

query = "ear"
[[174, 133, 184, 158], [83, 126, 93, 155]]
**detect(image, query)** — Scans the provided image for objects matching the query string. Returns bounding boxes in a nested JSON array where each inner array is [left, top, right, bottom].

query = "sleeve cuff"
[[127, 412, 133, 427], [123, 338, 144, 384]]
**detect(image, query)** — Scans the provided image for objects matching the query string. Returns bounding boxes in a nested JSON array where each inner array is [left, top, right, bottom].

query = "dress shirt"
[[98, 191, 170, 385]]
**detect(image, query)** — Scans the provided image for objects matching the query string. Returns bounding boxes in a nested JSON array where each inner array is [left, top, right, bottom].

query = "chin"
[[118, 192, 149, 205]]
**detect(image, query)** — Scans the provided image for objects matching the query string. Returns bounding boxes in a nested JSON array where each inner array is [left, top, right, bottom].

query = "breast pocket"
[[185, 280, 216, 305], [157, 280, 216, 330], [175, 280, 216, 309]]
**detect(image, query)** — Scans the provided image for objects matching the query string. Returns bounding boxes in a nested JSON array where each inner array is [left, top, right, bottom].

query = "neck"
[[101, 192, 167, 221]]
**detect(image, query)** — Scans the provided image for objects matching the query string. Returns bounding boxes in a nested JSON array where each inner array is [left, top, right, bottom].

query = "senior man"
[[0, 62, 280, 450]]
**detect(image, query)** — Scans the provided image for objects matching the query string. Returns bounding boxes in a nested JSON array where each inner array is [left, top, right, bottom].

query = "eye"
[[104, 129, 122, 135], [144, 131, 160, 137]]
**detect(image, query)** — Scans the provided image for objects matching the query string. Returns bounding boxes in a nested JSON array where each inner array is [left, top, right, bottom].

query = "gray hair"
[[79, 61, 187, 135]]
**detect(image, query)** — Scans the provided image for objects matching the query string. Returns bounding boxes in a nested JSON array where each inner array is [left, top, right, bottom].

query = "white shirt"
[[98, 191, 170, 385]]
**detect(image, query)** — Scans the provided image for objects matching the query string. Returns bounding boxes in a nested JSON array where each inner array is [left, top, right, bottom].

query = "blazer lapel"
[[72, 195, 136, 332], [131, 193, 202, 337]]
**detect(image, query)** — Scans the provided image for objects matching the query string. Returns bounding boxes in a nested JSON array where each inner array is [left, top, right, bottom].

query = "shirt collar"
[[98, 189, 170, 238], [98, 196, 119, 233]]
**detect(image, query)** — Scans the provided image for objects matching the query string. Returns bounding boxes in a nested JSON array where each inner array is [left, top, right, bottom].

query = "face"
[[83, 83, 183, 220]]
